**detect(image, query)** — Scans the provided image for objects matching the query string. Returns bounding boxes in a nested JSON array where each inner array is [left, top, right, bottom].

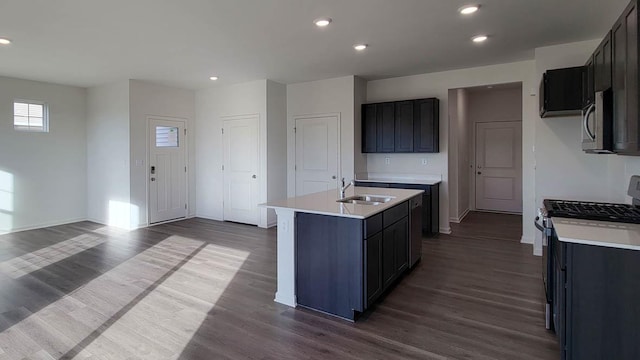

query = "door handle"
[[252, 174, 257, 179], [332, 175, 337, 179], [151, 177, 156, 181], [477, 172, 482, 175]]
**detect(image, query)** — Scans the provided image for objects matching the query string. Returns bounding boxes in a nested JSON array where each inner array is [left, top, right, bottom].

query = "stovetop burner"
[[544, 199, 640, 224]]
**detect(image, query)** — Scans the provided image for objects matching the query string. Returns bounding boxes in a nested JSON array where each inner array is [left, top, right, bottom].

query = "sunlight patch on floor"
[[0, 233, 105, 279], [0, 234, 249, 360]]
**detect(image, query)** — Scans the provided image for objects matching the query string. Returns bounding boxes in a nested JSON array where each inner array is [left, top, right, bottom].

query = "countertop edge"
[[261, 187, 424, 219], [557, 236, 640, 251]]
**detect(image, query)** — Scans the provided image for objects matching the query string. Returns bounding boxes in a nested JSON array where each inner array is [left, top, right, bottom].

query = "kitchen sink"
[[336, 195, 395, 205]]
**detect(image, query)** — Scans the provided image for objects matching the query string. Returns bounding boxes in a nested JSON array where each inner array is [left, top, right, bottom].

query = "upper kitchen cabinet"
[[583, 56, 595, 108], [362, 102, 395, 153], [361, 98, 439, 153], [362, 104, 378, 153], [540, 66, 584, 117], [594, 31, 613, 92], [378, 103, 396, 152], [414, 98, 439, 153], [612, 0, 640, 155], [394, 101, 414, 152]]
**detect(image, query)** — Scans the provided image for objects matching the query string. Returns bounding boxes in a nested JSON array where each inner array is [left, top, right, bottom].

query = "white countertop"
[[552, 218, 640, 251], [260, 186, 424, 219], [355, 173, 442, 185]]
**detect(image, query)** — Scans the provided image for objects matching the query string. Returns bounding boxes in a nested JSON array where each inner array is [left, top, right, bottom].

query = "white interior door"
[[223, 116, 259, 225], [295, 116, 339, 196], [149, 119, 187, 224], [475, 121, 522, 213]]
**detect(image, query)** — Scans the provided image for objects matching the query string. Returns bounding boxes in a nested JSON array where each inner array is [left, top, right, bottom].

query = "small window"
[[14, 101, 48, 132], [156, 126, 179, 147]]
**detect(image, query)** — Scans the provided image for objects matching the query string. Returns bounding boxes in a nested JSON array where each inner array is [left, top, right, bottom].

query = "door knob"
[[477, 172, 482, 175], [252, 174, 257, 179], [332, 175, 337, 179], [151, 177, 156, 181]]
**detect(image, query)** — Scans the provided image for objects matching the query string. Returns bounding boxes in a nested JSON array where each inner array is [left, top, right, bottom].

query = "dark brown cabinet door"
[[583, 57, 595, 108], [394, 101, 414, 152], [381, 226, 396, 289], [377, 103, 395, 152], [594, 31, 613, 92], [362, 104, 377, 153], [365, 232, 383, 307], [394, 218, 409, 274], [613, 1, 639, 154], [414, 98, 439, 152]]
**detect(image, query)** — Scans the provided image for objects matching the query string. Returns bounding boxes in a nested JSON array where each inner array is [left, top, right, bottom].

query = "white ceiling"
[[0, 0, 630, 90]]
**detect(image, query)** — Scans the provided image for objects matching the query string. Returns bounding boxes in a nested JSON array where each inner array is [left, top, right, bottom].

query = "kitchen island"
[[262, 186, 423, 321]]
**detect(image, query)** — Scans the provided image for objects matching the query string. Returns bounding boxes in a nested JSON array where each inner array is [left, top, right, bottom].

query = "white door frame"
[[146, 116, 189, 226], [221, 114, 261, 224], [470, 119, 523, 213], [287, 113, 341, 197]]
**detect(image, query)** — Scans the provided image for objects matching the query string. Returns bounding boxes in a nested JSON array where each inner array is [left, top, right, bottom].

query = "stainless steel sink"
[[336, 195, 395, 205]]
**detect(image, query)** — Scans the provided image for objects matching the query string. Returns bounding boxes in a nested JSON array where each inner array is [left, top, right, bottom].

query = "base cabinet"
[[552, 233, 640, 360], [296, 201, 411, 320]]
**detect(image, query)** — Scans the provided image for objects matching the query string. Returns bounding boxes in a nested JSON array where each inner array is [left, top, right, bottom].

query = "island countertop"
[[552, 217, 640, 251], [260, 186, 424, 219]]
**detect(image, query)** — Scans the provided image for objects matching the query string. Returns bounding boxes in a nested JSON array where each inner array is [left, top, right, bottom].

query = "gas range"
[[543, 199, 640, 224]]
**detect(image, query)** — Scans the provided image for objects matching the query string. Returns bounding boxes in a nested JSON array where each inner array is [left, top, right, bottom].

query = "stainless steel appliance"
[[535, 208, 553, 330], [535, 175, 640, 332], [581, 89, 614, 153], [409, 195, 423, 268]]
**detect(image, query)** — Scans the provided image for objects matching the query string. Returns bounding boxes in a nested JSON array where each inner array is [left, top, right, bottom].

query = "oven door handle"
[[534, 216, 546, 232]]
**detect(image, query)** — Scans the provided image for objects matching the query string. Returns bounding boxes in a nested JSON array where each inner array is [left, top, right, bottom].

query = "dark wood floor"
[[0, 212, 558, 359]]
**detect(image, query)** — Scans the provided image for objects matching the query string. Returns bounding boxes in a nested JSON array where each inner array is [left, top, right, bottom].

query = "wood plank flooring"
[[0, 212, 558, 359]]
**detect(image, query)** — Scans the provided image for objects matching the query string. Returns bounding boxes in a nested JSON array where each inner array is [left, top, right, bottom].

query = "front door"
[[223, 116, 259, 225], [149, 119, 187, 224], [295, 116, 339, 196], [475, 121, 522, 213]]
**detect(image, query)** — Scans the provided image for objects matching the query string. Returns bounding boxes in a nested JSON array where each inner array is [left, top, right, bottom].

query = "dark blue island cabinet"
[[295, 200, 413, 321], [552, 233, 640, 360]]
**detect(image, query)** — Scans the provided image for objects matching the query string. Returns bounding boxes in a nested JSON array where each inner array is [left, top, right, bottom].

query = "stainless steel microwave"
[[582, 89, 614, 154]]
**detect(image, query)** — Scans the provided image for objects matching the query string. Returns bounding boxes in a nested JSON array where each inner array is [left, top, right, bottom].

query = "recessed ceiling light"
[[459, 5, 480, 15], [209, 76, 219, 81], [314, 18, 332, 27], [0, 38, 12, 45], [354, 44, 368, 51], [472, 35, 488, 43]]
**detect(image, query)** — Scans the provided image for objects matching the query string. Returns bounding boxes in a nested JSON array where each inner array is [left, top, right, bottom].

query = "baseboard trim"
[[449, 208, 470, 224], [440, 227, 452, 235], [0, 217, 88, 235], [520, 235, 534, 244], [195, 214, 223, 222]]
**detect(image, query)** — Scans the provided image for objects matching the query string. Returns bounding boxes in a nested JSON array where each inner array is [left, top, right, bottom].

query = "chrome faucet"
[[340, 178, 354, 199]]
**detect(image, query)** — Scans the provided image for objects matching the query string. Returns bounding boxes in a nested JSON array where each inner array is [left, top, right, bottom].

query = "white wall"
[[366, 61, 537, 235], [129, 80, 196, 228], [0, 76, 87, 233], [87, 81, 130, 228], [266, 80, 288, 227], [195, 80, 269, 225], [286, 76, 357, 196]]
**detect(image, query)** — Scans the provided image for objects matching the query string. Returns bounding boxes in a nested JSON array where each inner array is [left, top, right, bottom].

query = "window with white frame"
[[14, 101, 48, 132]]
